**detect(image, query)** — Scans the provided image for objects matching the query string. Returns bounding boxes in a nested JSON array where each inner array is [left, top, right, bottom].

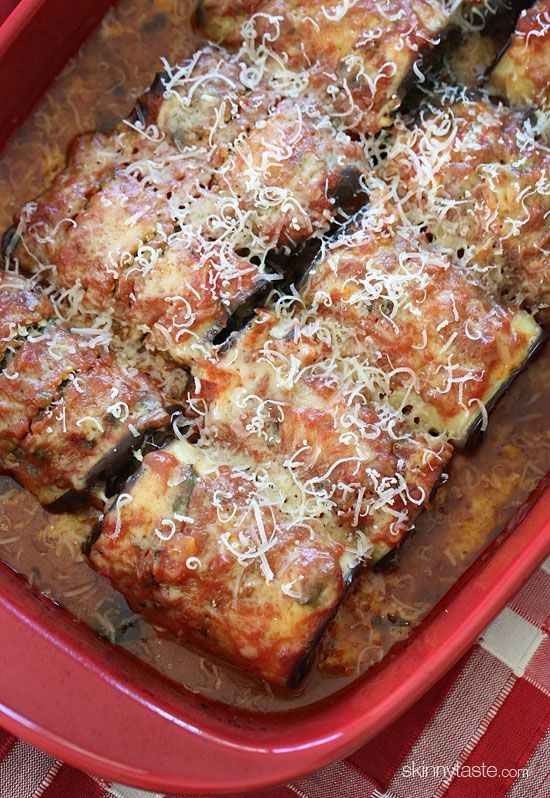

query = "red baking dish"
[[0, 1, 549, 794]]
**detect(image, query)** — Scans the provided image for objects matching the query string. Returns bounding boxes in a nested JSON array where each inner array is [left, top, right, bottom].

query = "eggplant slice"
[[90, 440, 349, 687]]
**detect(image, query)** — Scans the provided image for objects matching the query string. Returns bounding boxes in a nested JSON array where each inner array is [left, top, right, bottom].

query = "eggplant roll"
[[201, 364, 451, 560], [297, 196, 543, 446], [0, 273, 169, 507], [7, 42, 367, 365], [90, 418, 450, 687], [490, 0, 550, 110], [379, 99, 550, 310], [90, 440, 351, 687], [198, 0, 459, 136]]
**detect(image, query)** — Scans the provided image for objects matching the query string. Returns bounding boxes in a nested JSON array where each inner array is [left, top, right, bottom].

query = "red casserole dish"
[[0, 1, 549, 794]]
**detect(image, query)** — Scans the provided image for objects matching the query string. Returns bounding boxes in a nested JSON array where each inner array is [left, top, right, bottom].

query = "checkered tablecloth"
[[1, 557, 548, 798]]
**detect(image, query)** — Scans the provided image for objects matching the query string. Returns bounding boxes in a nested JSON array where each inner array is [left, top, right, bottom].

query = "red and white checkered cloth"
[[1, 557, 548, 798]]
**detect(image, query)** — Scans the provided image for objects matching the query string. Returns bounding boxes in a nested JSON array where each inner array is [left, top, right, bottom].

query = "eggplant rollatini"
[[378, 99, 550, 311], [0, 272, 169, 507], [199, 0, 460, 135], [298, 197, 543, 446]]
